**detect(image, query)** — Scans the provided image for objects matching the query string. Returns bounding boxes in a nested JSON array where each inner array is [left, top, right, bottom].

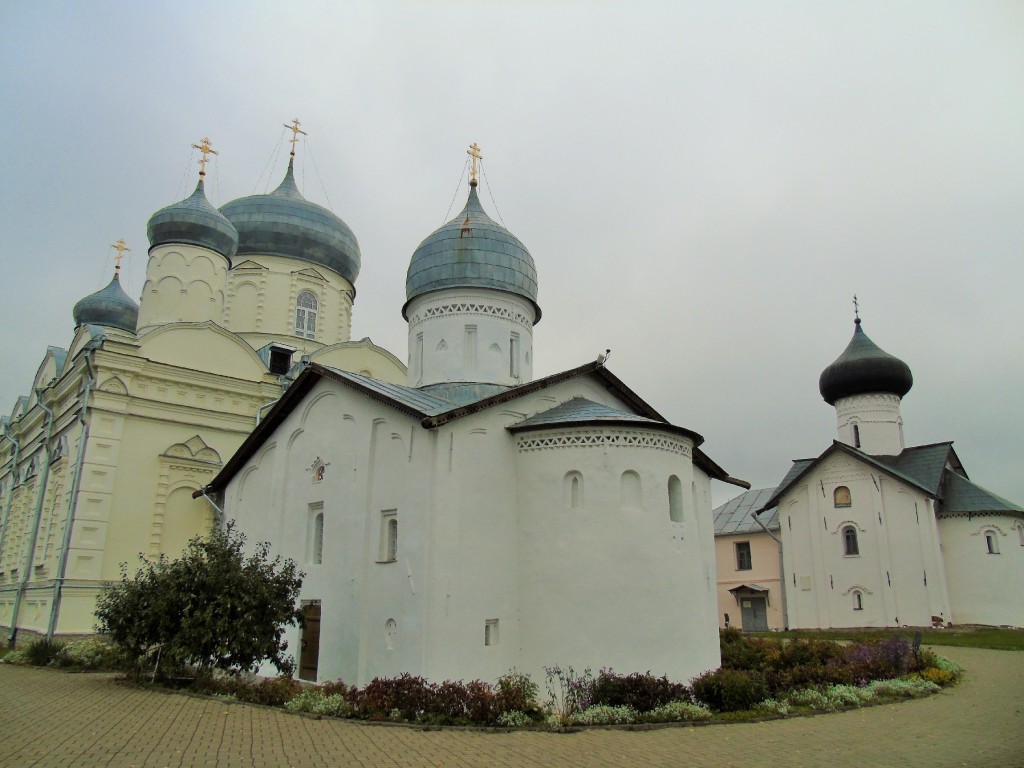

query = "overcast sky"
[[1, 1, 1021, 507]]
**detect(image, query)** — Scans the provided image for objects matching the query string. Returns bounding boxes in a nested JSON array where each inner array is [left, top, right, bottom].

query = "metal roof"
[[221, 160, 361, 284], [508, 397, 665, 430], [404, 185, 540, 320], [819, 319, 913, 405], [148, 180, 239, 259], [713, 487, 779, 535], [874, 442, 953, 496], [72, 274, 139, 334], [418, 382, 511, 406], [941, 472, 1024, 515]]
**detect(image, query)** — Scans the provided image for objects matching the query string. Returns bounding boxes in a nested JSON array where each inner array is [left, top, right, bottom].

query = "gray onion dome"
[[147, 180, 239, 260], [219, 160, 360, 285], [403, 185, 540, 321], [819, 319, 913, 405], [72, 273, 139, 333]]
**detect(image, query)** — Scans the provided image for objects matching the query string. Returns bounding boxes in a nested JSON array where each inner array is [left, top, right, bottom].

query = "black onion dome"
[[819, 319, 913, 405], [404, 185, 540, 321], [147, 180, 239, 259], [219, 160, 360, 284], [72, 274, 139, 333]]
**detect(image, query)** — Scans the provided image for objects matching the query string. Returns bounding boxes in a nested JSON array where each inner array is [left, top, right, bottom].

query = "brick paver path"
[[1, 646, 1021, 767]]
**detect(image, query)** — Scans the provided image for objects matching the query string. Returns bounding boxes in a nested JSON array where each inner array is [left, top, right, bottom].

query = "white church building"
[[747, 316, 1024, 630], [201, 159, 749, 686]]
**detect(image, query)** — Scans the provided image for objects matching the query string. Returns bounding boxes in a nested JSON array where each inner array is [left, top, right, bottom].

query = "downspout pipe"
[[197, 486, 226, 530], [753, 508, 789, 631], [0, 420, 22, 568], [9, 390, 56, 645], [48, 353, 95, 641]]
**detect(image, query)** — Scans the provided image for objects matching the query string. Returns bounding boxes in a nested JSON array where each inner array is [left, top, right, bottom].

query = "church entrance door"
[[299, 603, 321, 682], [740, 597, 768, 632]]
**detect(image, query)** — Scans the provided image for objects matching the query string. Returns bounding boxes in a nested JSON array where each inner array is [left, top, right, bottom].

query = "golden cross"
[[191, 137, 218, 179], [111, 239, 131, 274], [467, 143, 482, 186], [852, 294, 860, 321], [284, 118, 307, 158]]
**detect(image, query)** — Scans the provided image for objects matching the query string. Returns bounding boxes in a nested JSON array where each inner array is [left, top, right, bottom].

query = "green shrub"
[[690, 668, 768, 712], [359, 674, 435, 721], [720, 628, 771, 671], [284, 689, 353, 717], [495, 669, 540, 716], [568, 704, 638, 725], [865, 677, 939, 699], [755, 698, 791, 716], [496, 709, 533, 728], [53, 637, 127, 670], [24, 638, 66, 667], [643, 700, 713, 723], [590, 669, 690, 712]]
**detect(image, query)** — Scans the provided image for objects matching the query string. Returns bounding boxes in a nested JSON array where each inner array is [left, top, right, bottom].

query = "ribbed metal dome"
[[403, 185, 540, 321], [147, 180, 239, 259], [819, 319, 913, 405], [220, 160, 360, 285], [72, 273, 139, 333]]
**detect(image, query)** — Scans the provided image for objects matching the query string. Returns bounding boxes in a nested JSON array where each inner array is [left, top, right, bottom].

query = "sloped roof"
[[874, 442, 955, 495], [758, 442, 938, 513], [508, 397, 701, 441], [941, 472, 1024, 515], [201, 361, 747, 496], [714, 487, 779, 535]]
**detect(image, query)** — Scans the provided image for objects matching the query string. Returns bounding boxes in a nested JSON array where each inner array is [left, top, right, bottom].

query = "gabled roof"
[[758, 441, 938, 513], [874, 442, 956, 496], [201, 360, 747, 496], [941, 472, 1023, 515], [713, 487, 779, 536]]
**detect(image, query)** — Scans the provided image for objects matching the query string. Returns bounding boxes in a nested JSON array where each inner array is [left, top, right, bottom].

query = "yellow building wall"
[[715, 531, 785, 630]]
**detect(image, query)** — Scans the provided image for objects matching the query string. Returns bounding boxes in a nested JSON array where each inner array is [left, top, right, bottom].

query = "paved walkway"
[[1, 646, 1021, 768]]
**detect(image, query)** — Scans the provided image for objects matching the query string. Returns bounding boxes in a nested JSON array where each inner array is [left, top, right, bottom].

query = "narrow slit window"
[[986, 531, 999, 555], [843, 525, 859, 556], [668, 475, 683, 522], [484, 619, 499, 646], [379, 510, 398, 562], [852, 423, 861, 448], [853, 590, 863, 611]]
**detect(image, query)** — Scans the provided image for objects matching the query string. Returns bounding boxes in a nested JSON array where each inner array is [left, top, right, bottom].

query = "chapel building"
[[713, 315, 1024, 631], [202, 152, 749, 685]]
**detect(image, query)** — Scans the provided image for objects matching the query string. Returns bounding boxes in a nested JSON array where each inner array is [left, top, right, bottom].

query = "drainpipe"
[[0, 420, 22, 567], [753, 509, 789, 631], [47, 353, 95, 641], [197, 486, 226, 529], [9, 390, 56, 645], [255, 398, 280, 425]]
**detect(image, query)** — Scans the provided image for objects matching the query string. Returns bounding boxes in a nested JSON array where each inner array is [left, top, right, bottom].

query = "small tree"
[[96, 521, 303, 678]]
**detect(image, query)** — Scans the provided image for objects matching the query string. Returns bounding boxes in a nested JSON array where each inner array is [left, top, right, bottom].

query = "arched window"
[[668, 475, 683, 522], [843, 525, 859, 556], [564, 471, 583, 509], [385, 619, 397, 650], [853, 590, 863, 611], [620, 470, 642, 510], [834, 486, 852, 508], [387, 517, 399, 561], [1017, 523, 1024, 547], [853, 423, 861, 448], [295, 291, 318, 339], [985, 531, 999, 555]]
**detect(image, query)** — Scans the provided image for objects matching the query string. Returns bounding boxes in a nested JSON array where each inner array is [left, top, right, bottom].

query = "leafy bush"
[[0, 647, 31, 665], [95, 522, 303, 678], [495, 669, 540, 715], [496, 709, 533, 728], [844, 636, 916, 681], [719, 628, 771, 671], [755, 698, 791, 716], [196, 674, 302, 706], [360, 674, 435, 721], [53, 637, 127, 670], [285, 689, 353, 717], [24, 638, 66, 666], [916, 667, 956, 686], [690, 668, 769, 712], [865, 677, 939, 699], [643, 700, 713, 723], [590, 668, 690, 712], [568, 704, 638, 725]]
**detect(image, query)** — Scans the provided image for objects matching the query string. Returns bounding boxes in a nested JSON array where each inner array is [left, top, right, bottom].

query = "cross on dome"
[[284, 118, 307, 158], [852, 294, 861, 324], [191, 137, 218, 179], [111, 239, 130, 274], [467, 142, 482, 187]]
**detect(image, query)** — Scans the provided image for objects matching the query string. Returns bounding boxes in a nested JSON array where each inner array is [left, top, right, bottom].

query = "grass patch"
[[751, 626, 1024, 652]]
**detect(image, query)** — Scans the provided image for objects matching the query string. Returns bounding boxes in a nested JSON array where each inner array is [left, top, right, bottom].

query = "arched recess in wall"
[[834, 486, 852, 508], [183, 279, 215, 323], [620, 470, 642, 510], [159, 484, 214, 559], [564, 471, 583, 509], [668, 475, 683, 522], [230, 281, 259, 330]]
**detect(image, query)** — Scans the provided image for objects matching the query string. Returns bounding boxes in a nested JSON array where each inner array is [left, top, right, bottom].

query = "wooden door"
[[299, 603, 321, 682]]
